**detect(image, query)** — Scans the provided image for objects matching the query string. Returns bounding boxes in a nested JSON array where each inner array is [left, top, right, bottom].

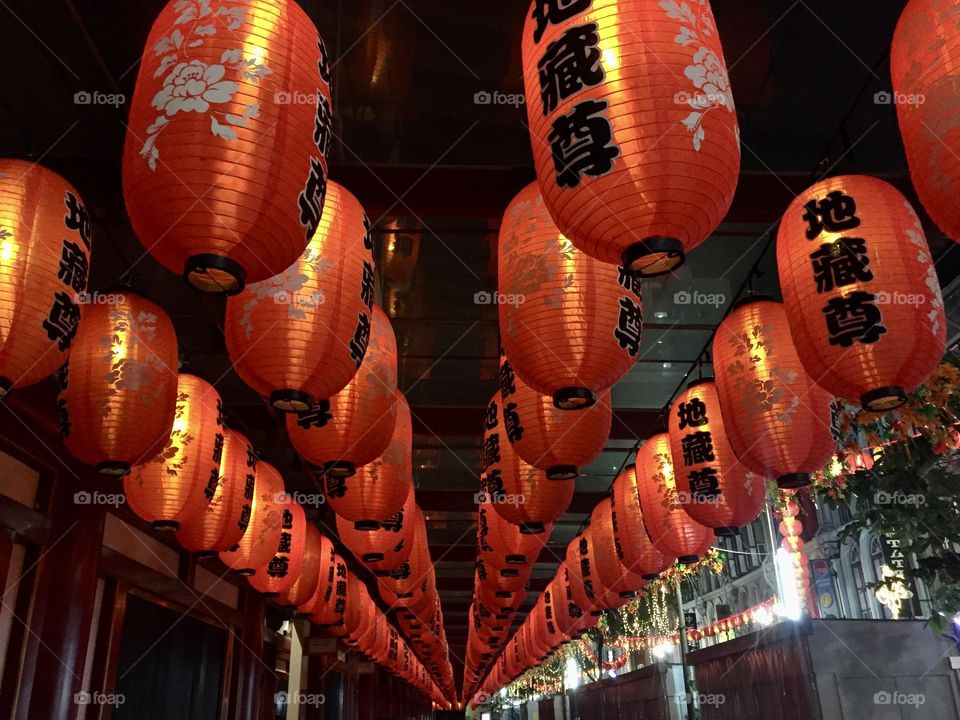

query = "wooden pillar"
[[14, 471, 105, 720], [234, 587, 265, 720]]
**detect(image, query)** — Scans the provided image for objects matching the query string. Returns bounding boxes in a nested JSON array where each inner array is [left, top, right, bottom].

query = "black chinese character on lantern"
[[296, 404, 333, 429], [549, 99, 620, 188], [212, 432, 224, 464], [349, 312, 371, 367], [43, 291, 80, 351], [530, 0, 593, 44], [688, 467, 720, 501], [57, 240, 88, 293], [282, 509, 294, 530], [381, 512, 403, 532], [823, 291, 887, 347], [267, 555, 289, 577], [277, 531, 293, 554], [204, 467, 219, 501], [809, 237, 874, 293], [362, 213, 374, 252], [243, 474, 255, 500], [297, 157, 327, 240], [803, 190, 861, 240], [326, 475, 347, 499], [499, 359, 517, 398], [677, 397, 709, 430], [317, 36, 332, 85], [617, 266, 642, 299], [614, 296, 642, 356], [538, 23, 604, 115], [681, 431, 715, 466], [502, 401, 524, 443], [238, 504, 252, 531], [64, 191, 91, 250], [360, 260, 375, 309], [484, 433, 502, 468], [485, 469, 505, 496], [485, 399, 499, 431], [313, 94, 333, 157]]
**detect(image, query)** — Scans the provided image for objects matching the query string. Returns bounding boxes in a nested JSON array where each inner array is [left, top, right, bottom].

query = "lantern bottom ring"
[[499, 568, 521, 578], [715, 526, 740, 538], [193, 551, 217, 559], [621, 236, 685, 277], [553, 386, 595, 410], [494, 591, 512, 598], [259, 591, 280, 599], [354, 520, 381, 531], [619, 590, 637, 599], [323, 458, 355, 478], [547, 464, 578, 480], [362, 552, 385, 563], [861, 386, 907, 413], [96, 460, 131, 476], [642, 573, 659, 581], [519, 522, 546, 535], [270, 389, 314, 414], [183, 254, 246, 295], [505, 554, 527, 565], [235, 568, 255, 577], [589, 610, 603, 617], [678, 554, 700, 565], [0, 376, 11, 398], [151, 520, 180, 532], [776, 472, 812, 490]]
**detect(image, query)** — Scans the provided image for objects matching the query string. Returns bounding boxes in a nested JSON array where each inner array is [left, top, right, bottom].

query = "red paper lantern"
[[490, 458, 574, 534], [478, 501, 552, 573], [303, 536, 347, 625], [336, 484, 416, 574], [777, 175, 945, 411], [611, 464, 675, 578], [499, 352, 611, 479], [892, 1, 960, 243], [497, 182, 640, 409], [225, 181, 374, 411], [635, 433, 714, 563], [547, 567, 587, 637], [125, 374, 222, 530], [714, 298, 836, 488], [219, 461, 285, 575], [176, 428, 255, 555], [522, 0, 740, 275], [590, 498, 646, 599], [59, 292, 178, 475], [564, 528, 603, 613], [477, 554, 531, 594], [377, 516, 434, 604], [288, 306, 398, 474], [278, 524, 323, 608], [248, 498, 306, 596], [0, 160, 91, 397], [668, 379, 765, 534], [123, 0, 333, 293]]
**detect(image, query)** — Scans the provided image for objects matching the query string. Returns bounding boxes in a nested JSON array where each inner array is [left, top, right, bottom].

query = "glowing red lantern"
[[611, 464, 675, 578], [491, 458, 574, 534], [714, 298, 836, 488], [522, 0, 740, 275], [668, 379, 765, 534], [278, 524, 323, 608], [302, 536, 347, 625], [59, 292, 178, 475], [777, 175, 945, 411], [497, 182, 640, 409], [478, 501, 551, 574], [248, 499, 306, 596], [564, 528, 603, 613], [0, 160, 91, 397], [125, 374, 221, 530], [336, 484, 416, 574], [288, 306, 398, 475], [224, 181, 374, 411], [500, 352, 611, 479], [325, 393, 412, 528], [590, 498, 646, 599], [176, 428, 255, 555], [219, 461, 284, 575], [635, 433, 714, 563], [892, 1, 960, 243], [123, 0, 333, 294]]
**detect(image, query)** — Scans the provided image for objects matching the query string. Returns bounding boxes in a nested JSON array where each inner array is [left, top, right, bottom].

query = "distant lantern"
[[634, 433, 714, 564], [220, 461, 285, 575], [490, 459, 573, 535], [668, 379, 765, 534], [225, 181, 375, 412], [590, 498, 647, 599], [248, 499, 307, 596], [303, 537, 348, 626], [498, 182, 640, 410], [123, 0, 333, 294], [611, 464, 675, 579], [125, 374, 222, 530], [892, 0, 960, 243], [278, 524, 323, 608], [564, 528, 603, 613], [176, 428, 255, 555], [288, 306, 398, 476], [478, 501, 552, 574], [499, 352, 611, 479], [337, 484, 416, 574], [0, 159, 92, 397], [325, 392, 412, 528], [59, 292, 178, 475], [714, 298, 836, 489], [521, 0, 740, 275], [777, 175, 945, 411]]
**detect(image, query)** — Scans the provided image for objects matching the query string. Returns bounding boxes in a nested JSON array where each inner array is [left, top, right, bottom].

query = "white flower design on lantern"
[[685, 48, 733, 111], [152, 61, 238, 115]]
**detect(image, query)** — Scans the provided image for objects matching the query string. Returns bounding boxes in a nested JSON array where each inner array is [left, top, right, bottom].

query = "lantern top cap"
[[730, 294, 776, 311], [685, 376, 715, 390]]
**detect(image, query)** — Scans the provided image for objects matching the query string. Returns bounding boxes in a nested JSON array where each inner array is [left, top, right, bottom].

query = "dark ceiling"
[[3, 0, 960, 692]]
